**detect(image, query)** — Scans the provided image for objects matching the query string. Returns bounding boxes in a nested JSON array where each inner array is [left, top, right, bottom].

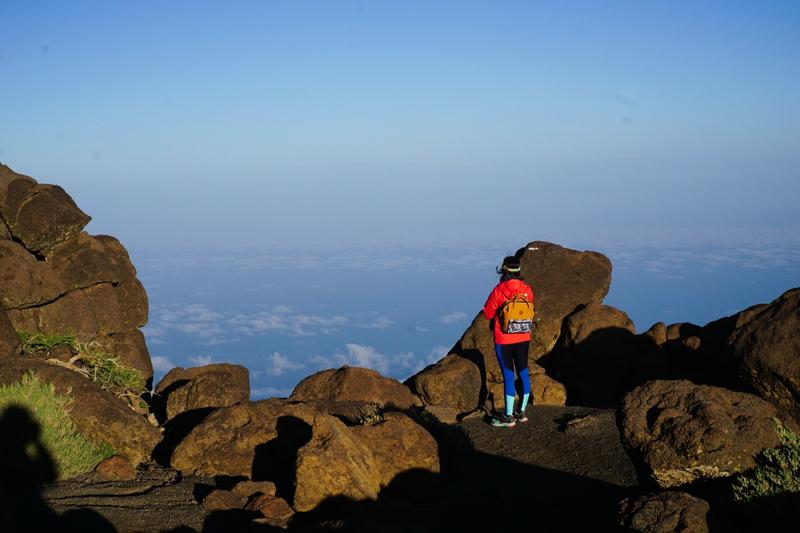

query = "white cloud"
[[265, 352, 305, 376], [228, 306, 348, 337], [359, 316, 394, 329], [311, 343, 451, 380], [151, 355, 176, 374], [439, 312, 468, 324], [313, 343, 392, 375], [188, 354, 213, 366]]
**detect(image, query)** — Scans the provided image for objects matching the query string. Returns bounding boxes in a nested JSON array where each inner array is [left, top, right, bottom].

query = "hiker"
[[482, 256, 535, 427]]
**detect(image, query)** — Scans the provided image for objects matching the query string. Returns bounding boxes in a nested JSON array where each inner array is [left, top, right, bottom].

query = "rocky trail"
[[450, 406, 640, 531]]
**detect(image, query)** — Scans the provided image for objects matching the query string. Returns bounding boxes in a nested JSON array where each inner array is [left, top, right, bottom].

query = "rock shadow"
[[153, 407, 216, 466], [252, 415, 312, 502], [539, 324, 662, 407], [0, 404, 114, 532]]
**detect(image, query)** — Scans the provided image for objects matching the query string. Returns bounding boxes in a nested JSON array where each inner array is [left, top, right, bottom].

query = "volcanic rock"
[[0, 359, 161, 465], [0, 164, 153, 382], [405, 353, 482, 412], [350, 412, 440, 487], [245, 494, 294, 520], [170, 398, 317, 478], [293, 414, 380, 512], [0, 164, 90, 254], [290, 366, 416, 410], [232, 480, 277, 499], [202, 489, 247, 511], [0, 305, 21, 357], [155, 363, 250, 422], [544, 302, 660, 406], [618, 491, 710, 533], [729, 288, 800, 424], [94, 455, 137, 481], [620, 380, 780, 488]]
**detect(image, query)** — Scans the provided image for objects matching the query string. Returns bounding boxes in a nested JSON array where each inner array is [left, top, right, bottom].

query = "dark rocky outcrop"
[[618, 491, 710, 533], [0, 164, 152, 381], [0, 165, 90, 254], [620, 380, 780, 488], [0, 359, 161, 465], [290, 366, 417, 410], [154, 363, 250, 422], [542, 302, 648, 405], [728, 288, 800, 425]]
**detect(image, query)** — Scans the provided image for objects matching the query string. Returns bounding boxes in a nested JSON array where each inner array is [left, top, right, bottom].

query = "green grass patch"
[[732, 420, 800, 502], [0, 372, 115, 479], [18, 331, 76, 356]]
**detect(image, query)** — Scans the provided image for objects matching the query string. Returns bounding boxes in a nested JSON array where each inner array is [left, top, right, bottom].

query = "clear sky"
[[1, 1, 798, 252]]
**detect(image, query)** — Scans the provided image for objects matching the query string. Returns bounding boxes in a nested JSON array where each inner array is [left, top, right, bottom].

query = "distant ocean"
[[133, 243, 799, 399]]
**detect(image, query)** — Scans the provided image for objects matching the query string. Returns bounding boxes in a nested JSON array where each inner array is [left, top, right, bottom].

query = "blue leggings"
[[495, 342, 531, 398]]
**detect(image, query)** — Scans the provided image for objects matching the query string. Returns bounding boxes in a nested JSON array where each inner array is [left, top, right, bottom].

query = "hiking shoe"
[[514, 410, 528, 423], [490, 414, 516, 428]]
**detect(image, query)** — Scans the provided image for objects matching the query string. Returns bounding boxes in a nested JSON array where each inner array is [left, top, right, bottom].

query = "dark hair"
[[496, 256, 523, 282]]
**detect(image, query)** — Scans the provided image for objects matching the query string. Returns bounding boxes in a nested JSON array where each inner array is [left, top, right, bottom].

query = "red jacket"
[[482, 279, 535, 345]]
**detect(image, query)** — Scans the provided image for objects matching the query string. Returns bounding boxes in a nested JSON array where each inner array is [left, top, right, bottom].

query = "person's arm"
[[482, 285, 504, 320]]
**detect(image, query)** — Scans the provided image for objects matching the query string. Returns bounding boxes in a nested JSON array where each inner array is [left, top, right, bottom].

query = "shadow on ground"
[[0, 404, 115, 532]]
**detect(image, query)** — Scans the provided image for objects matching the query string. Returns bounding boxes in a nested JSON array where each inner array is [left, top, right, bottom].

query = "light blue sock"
[[505, 395, 515, 416], [520, 392, 530, 412]]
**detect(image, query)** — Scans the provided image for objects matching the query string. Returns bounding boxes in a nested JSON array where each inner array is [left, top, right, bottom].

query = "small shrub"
[[75, 341, 146, 398], [18, 331, 76, 356], [731, 420, 800, 502], [355, 402, 384, 425], [17, 331, 146, 401], [0, 372, 115, 479]]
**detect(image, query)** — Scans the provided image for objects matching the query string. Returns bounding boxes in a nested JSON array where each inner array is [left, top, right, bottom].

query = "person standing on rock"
[[482, 256, 535, 427]]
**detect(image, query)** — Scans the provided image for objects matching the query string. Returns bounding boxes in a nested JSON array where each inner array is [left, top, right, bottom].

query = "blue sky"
[[1, 2, 798, 394], [1, 1, 798, 250]]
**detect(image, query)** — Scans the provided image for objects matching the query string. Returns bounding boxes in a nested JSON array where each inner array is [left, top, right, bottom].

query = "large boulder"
[[170, 399, 317, 478], [155, 363, 250, 422], [291, 366, 416, 410], [729, 288, 800, 425], [0, 359, 160, 465], [0, 164, 90, 254], [618, 491, 710, 533], [293, 414, 380, 512], [0, 165, 153, 382], [406, 241, 609, 413], [543, 303, 661, 406], [405, 354, 482, 412], [350, 412, 440, 487], [621, 380, 780, 488], [0, 306, 21, 358]]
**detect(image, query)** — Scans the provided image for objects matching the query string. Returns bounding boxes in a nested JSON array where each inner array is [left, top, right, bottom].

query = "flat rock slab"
[[463, 406, 638, 488], [458, 406, 639, 530], [40, 467, 210, 532]]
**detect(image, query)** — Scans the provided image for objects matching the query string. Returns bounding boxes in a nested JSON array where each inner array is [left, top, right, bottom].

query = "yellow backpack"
[[500, 294, 534, 334]]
